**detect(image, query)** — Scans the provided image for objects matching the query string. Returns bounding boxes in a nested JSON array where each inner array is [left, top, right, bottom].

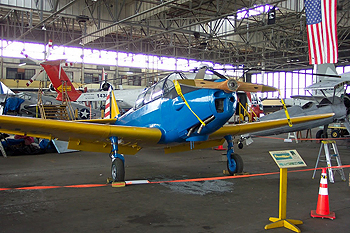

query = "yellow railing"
[[237, 102, 259, 123]]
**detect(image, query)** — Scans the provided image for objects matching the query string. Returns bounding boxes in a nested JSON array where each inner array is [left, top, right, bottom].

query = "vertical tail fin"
[[104, 87, 120, 119], [40, 59, 81, 101]]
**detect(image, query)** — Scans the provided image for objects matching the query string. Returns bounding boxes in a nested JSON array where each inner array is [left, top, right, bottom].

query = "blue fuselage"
[[116, 87, 237, 144]]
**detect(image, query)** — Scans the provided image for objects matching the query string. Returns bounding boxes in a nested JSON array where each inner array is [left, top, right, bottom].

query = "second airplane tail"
[[40, 59, 82, 101]]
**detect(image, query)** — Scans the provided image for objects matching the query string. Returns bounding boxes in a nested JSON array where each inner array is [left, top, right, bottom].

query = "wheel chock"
[[107, 177, 126, 187], [106, 177, 113, 184], [223, 170, 230, 175], [112, 182, 126, 188]]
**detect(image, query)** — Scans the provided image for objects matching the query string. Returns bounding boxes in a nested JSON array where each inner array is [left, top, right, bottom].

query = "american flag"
[[305, 0, 338, 64]]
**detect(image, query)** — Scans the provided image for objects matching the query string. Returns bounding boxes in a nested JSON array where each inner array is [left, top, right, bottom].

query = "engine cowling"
[[101, 82, 112, 91]]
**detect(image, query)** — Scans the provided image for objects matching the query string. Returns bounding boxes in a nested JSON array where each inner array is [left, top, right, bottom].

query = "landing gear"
[[224, 135, 244, 175], [111, 158, 125, 182], [110, 136, 125, 182], [226, 152, 243, 175], [331, 129, 340, 138], [316, 129, 324, 139]]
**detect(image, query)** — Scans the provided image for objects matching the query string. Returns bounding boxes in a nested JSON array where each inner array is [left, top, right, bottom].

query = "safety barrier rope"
[[1, 165, 349, 191], [173, 80, 206, 126]]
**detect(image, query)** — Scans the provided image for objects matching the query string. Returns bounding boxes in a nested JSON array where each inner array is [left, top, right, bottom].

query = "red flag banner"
[[305, 0, 338, 64]]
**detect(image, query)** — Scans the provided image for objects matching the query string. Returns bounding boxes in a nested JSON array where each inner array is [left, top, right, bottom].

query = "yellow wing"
[[75, 118, 117, 124], [0, 115, 162, 155], [163, 113, 334, 154], [209, 113, 334, 138], [0, 113, 334, 155]]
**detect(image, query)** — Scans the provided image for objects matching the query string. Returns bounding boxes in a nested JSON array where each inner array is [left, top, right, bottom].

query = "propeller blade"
[[177, 79, 238, 92], [176, 79, 277, 93], [236, 82, 278, 92]]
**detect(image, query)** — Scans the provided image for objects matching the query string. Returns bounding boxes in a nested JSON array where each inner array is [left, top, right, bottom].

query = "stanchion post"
[[265, 168, 303, 232], [266, 150, 306, 232]]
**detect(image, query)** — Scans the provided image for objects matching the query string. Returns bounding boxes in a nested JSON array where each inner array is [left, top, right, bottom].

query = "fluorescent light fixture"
[[18, 63, 26, 66]]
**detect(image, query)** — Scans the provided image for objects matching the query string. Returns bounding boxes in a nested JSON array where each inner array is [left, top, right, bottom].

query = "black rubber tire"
[[111, 158, 125, 182], [238, 142, 243, 149], [226, 153, 244, 175], [315, 129, 324, 139], [330, 129, 340, 138]]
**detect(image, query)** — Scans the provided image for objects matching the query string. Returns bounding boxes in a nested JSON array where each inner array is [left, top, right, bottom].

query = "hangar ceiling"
[[0, 0, 349, 72]]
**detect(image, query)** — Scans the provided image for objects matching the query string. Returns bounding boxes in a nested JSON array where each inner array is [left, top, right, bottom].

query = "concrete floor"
[[1, 134, 349, 233]]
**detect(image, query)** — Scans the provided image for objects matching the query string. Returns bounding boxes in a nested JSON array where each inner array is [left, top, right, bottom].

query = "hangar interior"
[[0, 0, 349, 93], [1, 1, 350, 233]]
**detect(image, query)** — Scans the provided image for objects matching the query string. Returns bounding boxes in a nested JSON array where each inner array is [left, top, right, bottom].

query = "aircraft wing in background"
[[305, 80, 350, 90]]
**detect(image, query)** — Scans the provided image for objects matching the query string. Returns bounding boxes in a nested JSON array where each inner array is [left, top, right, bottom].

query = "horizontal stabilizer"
[[290, 95, 324, 101], [306, 80, 350, 90]]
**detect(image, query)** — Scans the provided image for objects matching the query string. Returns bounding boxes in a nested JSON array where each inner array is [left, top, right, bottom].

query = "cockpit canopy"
[[134, 72, 184, 109], [134, 67, 229, 109]]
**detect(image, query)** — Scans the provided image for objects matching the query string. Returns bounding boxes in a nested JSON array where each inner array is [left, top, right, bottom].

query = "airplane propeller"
[[178, 66, 278, 93]]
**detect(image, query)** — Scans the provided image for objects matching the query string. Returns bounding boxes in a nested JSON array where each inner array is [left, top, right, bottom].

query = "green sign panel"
[[269, 150, 306, 169]]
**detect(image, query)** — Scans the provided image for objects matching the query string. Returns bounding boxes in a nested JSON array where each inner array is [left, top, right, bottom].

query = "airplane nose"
[[227, 79, 239, 92]]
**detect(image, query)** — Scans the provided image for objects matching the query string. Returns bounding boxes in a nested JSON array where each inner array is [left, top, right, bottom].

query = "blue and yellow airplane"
[[0, 66, 333, 181]]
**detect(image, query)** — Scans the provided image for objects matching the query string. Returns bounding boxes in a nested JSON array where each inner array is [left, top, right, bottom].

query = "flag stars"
[[305, 0, 322, 25]]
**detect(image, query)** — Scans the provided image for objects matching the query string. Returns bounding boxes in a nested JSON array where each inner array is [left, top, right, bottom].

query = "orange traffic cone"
[[215, 145, 226, 151], [311, 168, 336, 219]]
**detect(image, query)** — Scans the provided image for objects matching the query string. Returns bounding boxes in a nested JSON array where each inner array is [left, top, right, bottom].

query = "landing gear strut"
[[110, 136, 125, 182], [224, 135, 244, 175]]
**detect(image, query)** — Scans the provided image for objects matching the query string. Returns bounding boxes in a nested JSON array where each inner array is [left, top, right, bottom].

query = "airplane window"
[[134, 91, 146, 109], [163, 79, 174, 93], [143, 86, 154, 104], [151, 80, 164, 100], [163, 79, 179, 99]]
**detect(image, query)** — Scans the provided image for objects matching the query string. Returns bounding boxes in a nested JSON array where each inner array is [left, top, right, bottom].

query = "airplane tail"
[[40, 60, 82, 101], [315, 64, 338, 78], [0, 81, 14, 95], [104, 87, 120, 119]]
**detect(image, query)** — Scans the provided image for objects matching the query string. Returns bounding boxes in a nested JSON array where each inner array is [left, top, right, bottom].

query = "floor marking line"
[[1, 165, 349, 191], [149, 165, 350, 184], [64, 184, 109, 188]]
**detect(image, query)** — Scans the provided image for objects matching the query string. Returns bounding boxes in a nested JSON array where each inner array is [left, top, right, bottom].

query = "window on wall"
[[248, 65, 350, 99], [84, 73, 100, 84], [133, 76, 141, 86], [6, 68, 35, 80], [84, 73, 93, 84]]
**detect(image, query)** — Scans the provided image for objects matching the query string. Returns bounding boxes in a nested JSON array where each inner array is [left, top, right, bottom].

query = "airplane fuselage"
[[117, 86, 237, 144]]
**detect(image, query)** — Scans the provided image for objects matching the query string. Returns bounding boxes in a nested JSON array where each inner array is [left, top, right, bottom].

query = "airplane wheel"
[[238, 142, 243, 149], [227, 153, 244, 175], [111, 158, 125, 182], [315, 130, 324, 139], [331, 130, 340, 138]]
